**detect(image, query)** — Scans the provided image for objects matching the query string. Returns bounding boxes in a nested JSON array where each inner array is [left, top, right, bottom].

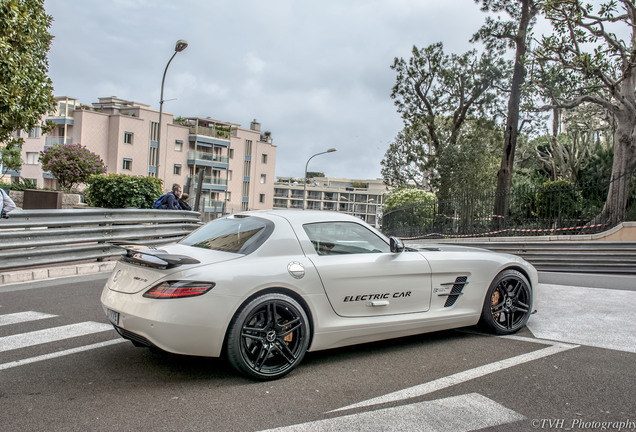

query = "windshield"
[[180, 215, 274, 254]]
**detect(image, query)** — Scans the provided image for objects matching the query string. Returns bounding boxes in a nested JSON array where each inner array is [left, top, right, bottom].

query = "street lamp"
[[303, 148, 336, 210], [156, 39, 188, 180]]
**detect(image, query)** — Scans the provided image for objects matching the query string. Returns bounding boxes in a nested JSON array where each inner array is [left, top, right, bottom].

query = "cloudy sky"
[[45, 0, 493, 180]]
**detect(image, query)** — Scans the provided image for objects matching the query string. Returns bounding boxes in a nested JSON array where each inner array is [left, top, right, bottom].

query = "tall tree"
[[534, 0, 636, 224], [533, 103, 614, 183], [0, 137, 23, 175], [387, 42, 507, 198], [472, 0, 540, 223], [381, 123, 434, 191], [0, 0, 55, 144]]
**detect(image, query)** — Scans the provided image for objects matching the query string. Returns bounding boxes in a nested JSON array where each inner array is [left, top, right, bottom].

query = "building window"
[[149, 147, 157, 167], [229, 148, 234, 159], [259, 194, 265, 203], [28, 127, 40, 138], [245, 139, 252, 156], [175, 140, 183, 151], [123, 158, 132, 170], [26, 152, 39, 165], [226, 191, 231, 201], [261, 154, 268, 164], [243, 160, 251, 176], [242, 181, 250, 197], [124, 132, 134, 144], [150, 122, 159, 142], [227, 170, 232, 181], [173, 164, 181, 175], [260, 174, 266, 184], [241, 202, 249, 211]]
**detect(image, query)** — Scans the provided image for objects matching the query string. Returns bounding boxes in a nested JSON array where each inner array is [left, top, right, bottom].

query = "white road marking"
[[0, 339, 127, 371], [0, 311, 57, 326], [0, 322, 114, 353], [331, 341, 578, 413], [261, 393, 525, 432], [528, 283, 636, 353]]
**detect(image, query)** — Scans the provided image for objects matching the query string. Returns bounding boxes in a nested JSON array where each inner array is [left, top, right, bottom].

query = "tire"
[[226, 293, 310, 380], [479, 269, 533, 335]]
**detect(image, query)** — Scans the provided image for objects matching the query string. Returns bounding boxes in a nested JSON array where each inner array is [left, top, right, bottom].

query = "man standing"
[[164, 183, 183, 210]]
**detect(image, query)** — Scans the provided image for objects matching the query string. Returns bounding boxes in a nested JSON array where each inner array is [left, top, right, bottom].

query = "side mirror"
[[390, 237, 405, 253]]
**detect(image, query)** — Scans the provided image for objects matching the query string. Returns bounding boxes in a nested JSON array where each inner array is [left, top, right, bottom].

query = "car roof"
[[232, 209, 368, 225]]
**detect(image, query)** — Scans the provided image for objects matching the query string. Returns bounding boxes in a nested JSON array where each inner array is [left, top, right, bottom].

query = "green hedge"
[[84, 174, 162, 209]]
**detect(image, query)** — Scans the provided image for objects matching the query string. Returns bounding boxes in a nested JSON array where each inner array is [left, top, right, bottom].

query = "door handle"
[[368, 300, 389, 307]]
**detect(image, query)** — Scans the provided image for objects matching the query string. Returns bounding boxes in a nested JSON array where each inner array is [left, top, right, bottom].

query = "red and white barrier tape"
[[399, 223, 606, 240], [436, 214, 506, 221]]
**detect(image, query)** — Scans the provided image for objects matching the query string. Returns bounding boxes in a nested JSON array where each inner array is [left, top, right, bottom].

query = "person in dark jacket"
[[178, 192, 192, 211], [164, 184, 183, 210]]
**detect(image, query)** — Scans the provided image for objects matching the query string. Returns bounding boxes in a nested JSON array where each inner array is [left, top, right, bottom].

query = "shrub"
[[382, 188, 437, 236], [383, 188, 436, 211], [85, 174, 162, 209], [7, 178, 39, 191], [534, 180, 582, 221], [40, 143, 106, 191]]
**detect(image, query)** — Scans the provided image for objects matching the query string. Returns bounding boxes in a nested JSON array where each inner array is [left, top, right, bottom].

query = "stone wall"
[[8, 190, 85, 209]]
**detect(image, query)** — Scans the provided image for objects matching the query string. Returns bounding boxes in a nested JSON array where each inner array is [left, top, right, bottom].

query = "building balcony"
[[45, 137, 73, 146], [323, 202, 337, 211], [203, 200, 227, 211], [188, 125, 231, 140], [203, 176, 228, 186], [187, 151, 228, 163]]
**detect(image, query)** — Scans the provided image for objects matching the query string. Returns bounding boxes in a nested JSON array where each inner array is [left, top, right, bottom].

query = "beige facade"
[[273, 177, 389, 226], [7, 96, 276, 215], [226, 120, 276, 213]]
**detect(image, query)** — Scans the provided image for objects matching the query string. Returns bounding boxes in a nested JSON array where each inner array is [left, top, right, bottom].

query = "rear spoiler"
[[108, 242, 200, 269]]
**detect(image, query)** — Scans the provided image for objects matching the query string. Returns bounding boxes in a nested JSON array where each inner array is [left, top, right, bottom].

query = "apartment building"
[[273, 177, 389, 226], [6, 96, 276, 213]]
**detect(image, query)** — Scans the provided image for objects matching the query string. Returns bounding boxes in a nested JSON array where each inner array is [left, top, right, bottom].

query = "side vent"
[[444, 276, 468, 307]]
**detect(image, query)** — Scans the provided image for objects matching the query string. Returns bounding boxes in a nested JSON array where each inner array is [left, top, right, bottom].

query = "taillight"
[[143, 281, 215, 299]]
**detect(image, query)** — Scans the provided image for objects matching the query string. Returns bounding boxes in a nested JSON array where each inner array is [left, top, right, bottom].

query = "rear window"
[[180, 215, 274, 254]]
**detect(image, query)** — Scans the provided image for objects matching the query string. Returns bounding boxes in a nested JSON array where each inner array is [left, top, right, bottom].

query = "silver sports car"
[[101, 210, 537, 380]]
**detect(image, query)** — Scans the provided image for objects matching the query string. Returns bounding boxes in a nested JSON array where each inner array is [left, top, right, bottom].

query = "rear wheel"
[[226, 293, 310, 380], [480, 269, 533, 335]]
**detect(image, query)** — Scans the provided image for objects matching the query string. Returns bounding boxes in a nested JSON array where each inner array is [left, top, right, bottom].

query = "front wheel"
[[226, 293, 310, 380], [479, 269, 533, 335]]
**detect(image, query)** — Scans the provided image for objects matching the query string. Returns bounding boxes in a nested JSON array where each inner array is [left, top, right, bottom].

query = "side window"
[[303, 222, 390, 255]]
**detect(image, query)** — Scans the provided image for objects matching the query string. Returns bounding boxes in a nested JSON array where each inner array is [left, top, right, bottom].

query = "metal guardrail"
[[408, 239, 636, 274], [0, 209, 202, 271]]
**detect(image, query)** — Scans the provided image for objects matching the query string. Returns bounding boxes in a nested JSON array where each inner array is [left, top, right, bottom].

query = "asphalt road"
[[0, 273, 634, 432]]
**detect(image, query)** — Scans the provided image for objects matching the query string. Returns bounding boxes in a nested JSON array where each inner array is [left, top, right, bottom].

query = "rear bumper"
[[101, 286, 239, 357]]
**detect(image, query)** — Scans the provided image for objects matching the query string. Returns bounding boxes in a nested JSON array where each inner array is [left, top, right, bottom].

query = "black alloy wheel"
[[226, 293, 310, 380], [480, 269, 533, 335]]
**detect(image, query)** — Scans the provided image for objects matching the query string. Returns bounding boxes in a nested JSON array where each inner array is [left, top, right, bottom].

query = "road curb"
[[0, 262, 116, 287]]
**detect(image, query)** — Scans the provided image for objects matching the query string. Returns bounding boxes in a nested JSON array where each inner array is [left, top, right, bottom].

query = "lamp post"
[[156, 39, 188, 181], [303, 148, 336, 210]]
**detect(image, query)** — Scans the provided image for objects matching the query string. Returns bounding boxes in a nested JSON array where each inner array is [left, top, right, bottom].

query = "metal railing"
[[383, 171, 636, 239], [188, 125, 231, 140], [408, 237, 636, 274], [0, 209, 202, 271]]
